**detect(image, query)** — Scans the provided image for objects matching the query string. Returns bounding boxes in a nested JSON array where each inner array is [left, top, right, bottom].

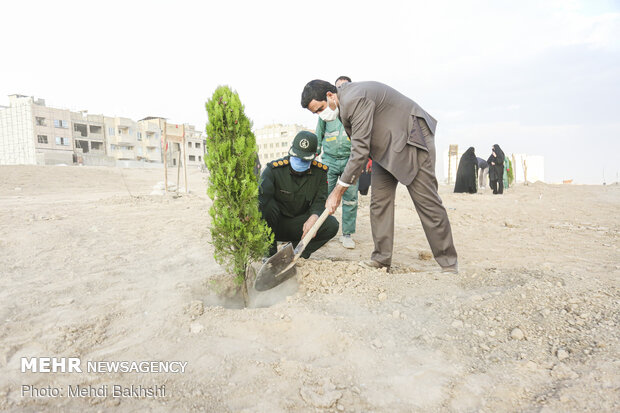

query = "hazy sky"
[[2, 0, 618, 183]]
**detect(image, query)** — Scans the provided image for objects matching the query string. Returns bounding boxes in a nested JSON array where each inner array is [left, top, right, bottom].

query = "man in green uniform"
[[315, 77, 358, 249], [259, 131, 339, 259]]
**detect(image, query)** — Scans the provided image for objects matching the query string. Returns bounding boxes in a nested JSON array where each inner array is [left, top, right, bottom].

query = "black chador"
[[454, 147, 478, 194], [487, 144, 505, 194]]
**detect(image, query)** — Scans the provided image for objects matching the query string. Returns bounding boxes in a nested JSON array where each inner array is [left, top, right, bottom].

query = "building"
[[136, 118, 205, 168], [0, 94, 74, 165], [254, 123, 314, 166], [103, 116, 140, 161], [184, 124, 205, 167], [0, 94, 202, 168], [70, 111, 107, 161], [137, 117, 165, 163]]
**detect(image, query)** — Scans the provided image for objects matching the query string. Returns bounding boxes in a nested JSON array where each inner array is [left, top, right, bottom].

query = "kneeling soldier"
[[259, 131, 339, 259]]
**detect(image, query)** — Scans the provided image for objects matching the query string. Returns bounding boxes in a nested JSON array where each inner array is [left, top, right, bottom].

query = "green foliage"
[[205, 86, 273, 282]]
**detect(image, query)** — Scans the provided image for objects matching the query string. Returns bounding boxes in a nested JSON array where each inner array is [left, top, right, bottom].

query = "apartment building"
[[137, 117, 164, 163], [0, 94, 74, 165], [254, 123, 314, 166], [71, 111, 106, 159], [0, 93, 206, 168], [103, 116, 140, 161], [184, 124, 205, 167]]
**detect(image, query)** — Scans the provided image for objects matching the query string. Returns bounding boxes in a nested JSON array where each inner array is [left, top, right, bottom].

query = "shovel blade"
[[254, 243, 298, 291]]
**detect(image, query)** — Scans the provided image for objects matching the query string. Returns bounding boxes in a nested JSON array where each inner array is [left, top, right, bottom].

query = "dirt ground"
[[0, 164, 618, 412]]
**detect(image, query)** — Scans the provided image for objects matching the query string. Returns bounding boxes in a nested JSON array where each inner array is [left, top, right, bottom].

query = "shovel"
[[254, 209, 330, 291]]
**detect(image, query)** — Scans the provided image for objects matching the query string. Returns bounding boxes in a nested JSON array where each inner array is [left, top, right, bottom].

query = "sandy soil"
[[0, 165, 618, 412]]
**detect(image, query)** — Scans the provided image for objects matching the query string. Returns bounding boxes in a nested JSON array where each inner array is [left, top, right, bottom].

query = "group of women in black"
[[453, 144, 505, 195]]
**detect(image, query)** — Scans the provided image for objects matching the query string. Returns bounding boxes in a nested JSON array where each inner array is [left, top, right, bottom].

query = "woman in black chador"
[[487, 144, 505, 194], [454, 147, 478, 193]]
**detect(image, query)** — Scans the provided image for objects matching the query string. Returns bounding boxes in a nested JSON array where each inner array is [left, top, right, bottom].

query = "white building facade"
[[254, 123, 314, 166]]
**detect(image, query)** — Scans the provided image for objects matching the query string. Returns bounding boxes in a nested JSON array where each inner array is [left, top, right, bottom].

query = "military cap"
[[288, 131, 318, 161]]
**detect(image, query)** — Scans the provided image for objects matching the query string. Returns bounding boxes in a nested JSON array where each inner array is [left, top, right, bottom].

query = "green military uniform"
[[316, 118, 358, 236], [259, 156, 339, 259]]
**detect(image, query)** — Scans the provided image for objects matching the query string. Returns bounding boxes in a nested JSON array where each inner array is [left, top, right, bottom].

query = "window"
[[73, 123, 88, 137], [108, 127, 115, 136], [89, 125, 102, 134], [198, 156, 201, 162], [91, 141, 103, 150], [195, 142, 200, 149], [137, 132, 142, 141], [36, 117, 46, 126], [189, 155, 196, 161], [54, 119, 68, 128], [118, 128, 123, 135], [37, 135, 48, 144], [55, 137, 69, 146], [281, 131, 288, 137], [188, 142, 192, 148], [282, 142, 287, 147]]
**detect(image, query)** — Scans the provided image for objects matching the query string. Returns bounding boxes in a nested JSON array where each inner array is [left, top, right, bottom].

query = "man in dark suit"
[[301, 80, 458, 273]]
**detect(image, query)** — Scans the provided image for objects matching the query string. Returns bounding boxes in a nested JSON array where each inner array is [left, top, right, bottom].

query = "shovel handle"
[[294, 209, 330, 257]]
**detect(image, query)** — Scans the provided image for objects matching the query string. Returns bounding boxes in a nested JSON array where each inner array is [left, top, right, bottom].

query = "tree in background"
[[205, 86, 273, 283]]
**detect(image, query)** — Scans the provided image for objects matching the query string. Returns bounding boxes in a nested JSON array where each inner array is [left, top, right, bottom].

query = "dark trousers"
[[490, 178, 504, 194], [262, 207, 338, 259]]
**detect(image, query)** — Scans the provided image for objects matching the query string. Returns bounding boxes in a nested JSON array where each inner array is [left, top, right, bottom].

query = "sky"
[[1, 0, 619, 184]]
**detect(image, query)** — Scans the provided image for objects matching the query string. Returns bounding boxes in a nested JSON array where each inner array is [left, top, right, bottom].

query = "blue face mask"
[[289, 156, 311, 172]]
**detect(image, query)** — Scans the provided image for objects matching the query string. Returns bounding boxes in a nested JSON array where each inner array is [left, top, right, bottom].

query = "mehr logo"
[[299, 139, 309, 149], [22, 357, 82, 373]]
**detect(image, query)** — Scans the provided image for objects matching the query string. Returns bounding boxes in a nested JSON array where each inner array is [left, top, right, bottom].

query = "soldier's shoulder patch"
[[312, 161, 328, 172], [268, 158, 288, 169]]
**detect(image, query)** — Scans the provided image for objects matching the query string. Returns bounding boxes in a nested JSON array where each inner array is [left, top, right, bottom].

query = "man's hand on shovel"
[[301, 214, 319, 240], [325, 184, 346, 215]]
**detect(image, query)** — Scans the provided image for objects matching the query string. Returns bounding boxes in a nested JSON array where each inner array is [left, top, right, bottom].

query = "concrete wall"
[[38, 149, 74, 165], [512, 154, 545, 183], [115, 159, 164, 169], [82, 154, 116, 167]]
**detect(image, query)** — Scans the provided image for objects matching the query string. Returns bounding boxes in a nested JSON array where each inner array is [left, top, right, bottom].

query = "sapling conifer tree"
[[205, 86, 272, 283]]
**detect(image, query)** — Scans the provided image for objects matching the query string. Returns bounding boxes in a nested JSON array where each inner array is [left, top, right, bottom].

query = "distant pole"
[[183, 124, 188, 193], [163, 121, 168, 193], [176, 142, 181, 193], [448, 144, 458, 184]]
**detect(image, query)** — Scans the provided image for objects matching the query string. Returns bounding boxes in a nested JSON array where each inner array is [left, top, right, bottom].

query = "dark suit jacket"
[[338, 81, 437, 186]]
